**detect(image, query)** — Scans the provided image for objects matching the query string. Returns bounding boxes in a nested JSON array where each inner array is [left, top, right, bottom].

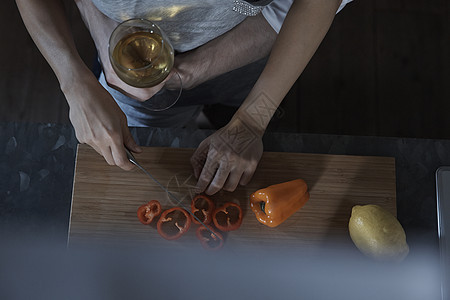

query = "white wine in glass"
[[109, 19, 181, 110]]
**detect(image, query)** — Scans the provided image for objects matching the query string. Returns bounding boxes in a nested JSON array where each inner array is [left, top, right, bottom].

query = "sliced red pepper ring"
[[191, 194, 215, 225], [157, 207, 192, 240], [137, 200, 162, 225], [213, 202, 243, 232], [196, 225, 224, 251]]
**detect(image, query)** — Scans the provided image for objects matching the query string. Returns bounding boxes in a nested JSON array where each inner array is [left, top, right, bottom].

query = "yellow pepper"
[[249, 179, 310, 227]]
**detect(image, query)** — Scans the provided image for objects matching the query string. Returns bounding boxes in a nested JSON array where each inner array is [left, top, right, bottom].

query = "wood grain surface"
[[69, 144, 396, 252]]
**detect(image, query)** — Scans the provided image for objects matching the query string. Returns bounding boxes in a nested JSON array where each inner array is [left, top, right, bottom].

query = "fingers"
[[223, 168, 245, 192], [107, 125, 138, 171], [122, 126, 142, 153], [84, 129, 138, 171], [164, 69, 182, 90], [192, 130, 262, 193], [92, 141, 134, 171], [111, 144, 135, 171], [106, 77, 164, 102], [205, 163, 231, 195], [193, 148, 244, 195], [100, 146, 115, 166], [195, 153, 219, 194], [239, 164, 257, 186], [190, 140, 209, 179], [90, 143, 114, 166], [199, 163, 250, 195]]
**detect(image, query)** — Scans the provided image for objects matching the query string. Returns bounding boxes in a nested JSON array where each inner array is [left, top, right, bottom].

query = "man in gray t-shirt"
[[16, 0, 351, 194], [77, 0, 289, 128]]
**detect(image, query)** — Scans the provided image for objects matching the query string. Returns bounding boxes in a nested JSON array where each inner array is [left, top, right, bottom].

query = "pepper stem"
[[260, 202, 266, 214]]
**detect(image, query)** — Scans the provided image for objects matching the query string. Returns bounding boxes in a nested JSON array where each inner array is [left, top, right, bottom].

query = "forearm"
[[74, 0, 116, 73], [178, 13, 277, 89], [234, 0, 342, 134], [15, 0, 91, 98]]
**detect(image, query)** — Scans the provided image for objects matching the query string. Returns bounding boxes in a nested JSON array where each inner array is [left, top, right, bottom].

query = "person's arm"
[[238, 0, 342, 118], [192, 0, 343, 195], [15, 0, 140, 170], [171, 13, 278, 90]]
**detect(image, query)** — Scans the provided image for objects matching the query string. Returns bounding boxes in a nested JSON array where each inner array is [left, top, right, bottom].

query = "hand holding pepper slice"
[[137, 200, 162, 225], [212, 202, 243, 232], [196, 225, 224, 251], [250, 179, 310, 228], [191, 194, 215, 225], [157, 207, 192, 240]]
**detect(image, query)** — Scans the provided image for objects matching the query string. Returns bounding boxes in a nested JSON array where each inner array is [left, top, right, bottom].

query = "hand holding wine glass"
[[108, 18, 182, 111]]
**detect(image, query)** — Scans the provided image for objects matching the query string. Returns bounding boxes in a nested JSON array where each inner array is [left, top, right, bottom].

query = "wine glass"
[[108, 18, 182, 111]]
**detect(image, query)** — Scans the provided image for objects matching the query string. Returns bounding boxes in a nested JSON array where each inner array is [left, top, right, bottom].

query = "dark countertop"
[[0, 121, 445, 253]]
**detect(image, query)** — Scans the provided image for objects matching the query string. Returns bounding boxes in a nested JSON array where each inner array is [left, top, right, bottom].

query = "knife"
[[125, 148, 219, 239]]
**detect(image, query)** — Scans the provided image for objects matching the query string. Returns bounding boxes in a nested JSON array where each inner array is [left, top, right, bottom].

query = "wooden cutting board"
[[69, 144, 396, 252]]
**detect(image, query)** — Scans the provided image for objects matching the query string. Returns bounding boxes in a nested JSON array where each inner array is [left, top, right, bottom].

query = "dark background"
[[1, 0, 449, 137]]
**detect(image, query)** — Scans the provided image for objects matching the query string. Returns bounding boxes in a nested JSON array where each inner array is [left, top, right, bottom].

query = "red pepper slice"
[[196, 225, 224, 251], [212, 202, 243, 232], [137, 200, 162, 225], [191, 194, 215, 225], [157, 207, 192, 240]]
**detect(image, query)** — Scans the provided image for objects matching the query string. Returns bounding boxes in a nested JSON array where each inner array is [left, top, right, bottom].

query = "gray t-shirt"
[[92, 0, 272, 52]]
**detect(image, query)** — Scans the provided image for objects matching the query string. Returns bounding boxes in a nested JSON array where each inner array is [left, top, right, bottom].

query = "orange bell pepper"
[[249, 179, 310, 227]]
